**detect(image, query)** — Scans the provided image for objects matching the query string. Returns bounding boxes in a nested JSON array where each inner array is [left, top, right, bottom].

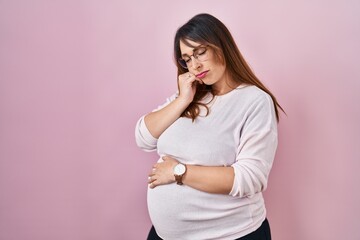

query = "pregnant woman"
[[135, 13, 283, 240]]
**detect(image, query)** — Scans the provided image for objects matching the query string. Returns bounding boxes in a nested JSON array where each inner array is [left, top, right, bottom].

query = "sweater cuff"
[[229, 165, 241, 197], [135, 116, 158, 151]]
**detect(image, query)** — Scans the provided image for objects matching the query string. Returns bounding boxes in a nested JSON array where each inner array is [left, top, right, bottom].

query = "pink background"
[[1, 1, 359, 239]]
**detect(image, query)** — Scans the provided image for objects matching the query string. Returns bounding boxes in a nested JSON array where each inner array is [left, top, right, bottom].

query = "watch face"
[[174, 164, 186, 175]]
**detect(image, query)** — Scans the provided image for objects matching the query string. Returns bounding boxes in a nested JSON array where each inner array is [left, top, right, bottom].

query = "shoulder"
[[238, 86, 277, 125], [232, 85, 274, 107]]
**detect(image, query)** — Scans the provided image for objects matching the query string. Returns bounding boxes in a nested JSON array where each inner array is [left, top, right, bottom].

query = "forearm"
[[182, 165, 235, 195], [144, 97, 190, 139]]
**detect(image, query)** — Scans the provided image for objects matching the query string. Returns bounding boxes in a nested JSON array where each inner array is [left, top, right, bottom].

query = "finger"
[[149, 180, 159, 189], [195, 77, 204, 84], [163, 156, 175, 161], [185, 75, 197, 83], [150, 166, 158, 174], [179, 73, 195, 82], [148, 176, 156, 184], [183, 72, 193, 79], [188, 77, 201, 87], [178, 77, 198, 92]]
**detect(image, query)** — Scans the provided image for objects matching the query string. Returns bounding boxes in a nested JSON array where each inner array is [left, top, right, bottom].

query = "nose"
[[190, 56, 201, 70]]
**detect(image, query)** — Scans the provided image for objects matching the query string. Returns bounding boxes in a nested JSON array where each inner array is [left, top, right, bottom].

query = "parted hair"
[[174, 13, 284, 121]]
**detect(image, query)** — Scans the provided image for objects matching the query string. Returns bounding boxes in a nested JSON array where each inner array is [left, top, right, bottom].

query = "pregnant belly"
[[147, 184, 210, 225], [147, 183, 260, 239]]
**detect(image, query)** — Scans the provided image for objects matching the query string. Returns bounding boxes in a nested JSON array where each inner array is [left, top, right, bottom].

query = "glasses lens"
[[195, 47, 207, 61], [178, 58, 188, 69]]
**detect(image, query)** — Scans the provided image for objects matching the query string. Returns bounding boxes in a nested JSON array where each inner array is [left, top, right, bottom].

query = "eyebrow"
[[181, 45, 206, 58]]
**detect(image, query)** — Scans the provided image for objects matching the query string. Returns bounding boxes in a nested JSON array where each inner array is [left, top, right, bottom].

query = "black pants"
[[147, 218, 271, 240]]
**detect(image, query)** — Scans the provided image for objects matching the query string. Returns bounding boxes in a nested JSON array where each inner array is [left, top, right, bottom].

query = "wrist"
[[176, 95, 193, 106], [173, 162, 187, 185]]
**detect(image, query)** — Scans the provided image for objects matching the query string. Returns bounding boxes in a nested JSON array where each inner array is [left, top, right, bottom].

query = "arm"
[[183, 164, 234, 194], [148, 156, 234, 194], [229, 94, 278, 197], [135, 72, 200, 150], [143, 97, 190, 139], [148, 93, 278, 197], [144, 72, 201, 138]]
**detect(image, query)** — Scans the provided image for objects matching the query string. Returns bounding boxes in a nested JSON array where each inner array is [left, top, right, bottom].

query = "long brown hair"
[[174, 13, 284, 121]]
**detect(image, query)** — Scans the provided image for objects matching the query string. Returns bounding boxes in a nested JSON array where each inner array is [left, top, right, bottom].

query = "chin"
[[200, 78, 212, 85], [204, 80, 216, 86]]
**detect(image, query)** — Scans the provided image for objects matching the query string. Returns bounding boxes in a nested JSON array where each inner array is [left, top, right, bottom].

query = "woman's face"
[[179, 39, 229, 93]]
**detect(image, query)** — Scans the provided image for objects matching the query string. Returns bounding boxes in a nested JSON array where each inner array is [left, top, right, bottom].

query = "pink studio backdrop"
[[1, 1, 359, 239]]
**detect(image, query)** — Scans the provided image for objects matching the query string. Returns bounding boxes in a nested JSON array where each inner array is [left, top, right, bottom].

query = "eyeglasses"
[[178, 46, 209, 69]]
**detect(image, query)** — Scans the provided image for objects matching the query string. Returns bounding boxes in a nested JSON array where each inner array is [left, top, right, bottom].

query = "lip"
[[196, 70, 209, 79]]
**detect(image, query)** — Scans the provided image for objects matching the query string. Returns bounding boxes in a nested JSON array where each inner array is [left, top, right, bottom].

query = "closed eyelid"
[[197, 48, 207, 54]]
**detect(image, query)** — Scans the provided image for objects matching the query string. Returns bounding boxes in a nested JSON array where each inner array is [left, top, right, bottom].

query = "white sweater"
[[135, 85, 278, 240]]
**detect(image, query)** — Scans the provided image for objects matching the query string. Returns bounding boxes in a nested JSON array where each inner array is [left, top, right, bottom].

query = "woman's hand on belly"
[[148, 156, 178, 188], [149, 156, 236, 195], [148, 155, 234, 195]]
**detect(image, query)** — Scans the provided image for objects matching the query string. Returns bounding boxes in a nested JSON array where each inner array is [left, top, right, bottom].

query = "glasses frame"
[[177, 45, 209, 69]]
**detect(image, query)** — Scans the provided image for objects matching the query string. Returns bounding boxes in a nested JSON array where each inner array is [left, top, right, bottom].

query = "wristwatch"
[[173, 163, 187, 185]]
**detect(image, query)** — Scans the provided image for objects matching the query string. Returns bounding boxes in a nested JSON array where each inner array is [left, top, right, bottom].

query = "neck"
[[212, 75, 239, 96]]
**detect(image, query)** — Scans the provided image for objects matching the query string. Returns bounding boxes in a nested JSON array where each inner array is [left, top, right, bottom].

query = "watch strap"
[[175, 174, 184, 185]]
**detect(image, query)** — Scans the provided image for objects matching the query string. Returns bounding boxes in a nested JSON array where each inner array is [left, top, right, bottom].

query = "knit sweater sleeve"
[[229, 93, 278, 197], [134, 93, 178, 152]]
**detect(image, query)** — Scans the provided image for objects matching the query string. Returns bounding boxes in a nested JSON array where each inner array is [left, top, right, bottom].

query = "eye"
[[196, 48, 207, 56], [183, 57, 191, 63]]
